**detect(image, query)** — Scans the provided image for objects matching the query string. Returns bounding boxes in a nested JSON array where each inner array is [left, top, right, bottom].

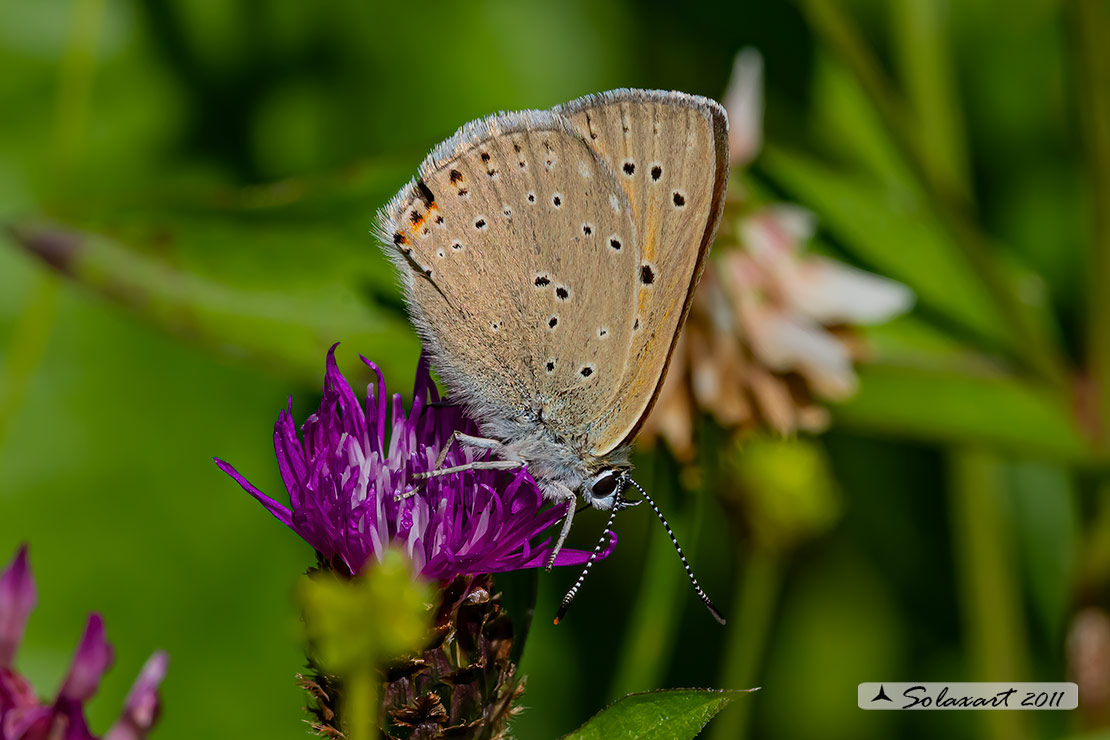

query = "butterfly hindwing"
[[556, 90, 730, 455]]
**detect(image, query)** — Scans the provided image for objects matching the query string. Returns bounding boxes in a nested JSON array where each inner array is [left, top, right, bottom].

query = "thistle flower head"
[[217, 347, 614, 581], [0, 546, 167, 740]]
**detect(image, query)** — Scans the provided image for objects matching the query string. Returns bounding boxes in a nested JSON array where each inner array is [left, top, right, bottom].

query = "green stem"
[[344, 667, 377, 740], [800, 0, 1069, 391], [1078, 480, 1110, 592], [949, 448, 1031, 740], [1, 0, 104, 448], [0, 276, 60, 449], [708, 546, 782, 740], [800, 0, 910, 142], [891, 0, 970, 204], [607, 457, 702, 698], [50, 0, 106, 203], [1069, 0, 1110, 451]]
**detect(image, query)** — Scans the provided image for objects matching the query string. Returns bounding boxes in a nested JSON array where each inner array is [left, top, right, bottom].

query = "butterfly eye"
[[584, 470, 626, 511], [590, 471, 619, 498]]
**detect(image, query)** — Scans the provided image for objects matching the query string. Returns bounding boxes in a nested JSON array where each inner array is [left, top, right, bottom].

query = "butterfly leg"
[[415, 431, 519, 479], [395, 432, 523, 501], [428, 431, 505, 472], [415, 459, 525, 479], [545, 484, 578, 571], [395, 458, 525, 501]]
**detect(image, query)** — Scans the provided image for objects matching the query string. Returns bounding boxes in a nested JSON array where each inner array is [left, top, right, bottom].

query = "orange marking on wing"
[[642, 201, 661, 262], [633, 302, 676, 364]]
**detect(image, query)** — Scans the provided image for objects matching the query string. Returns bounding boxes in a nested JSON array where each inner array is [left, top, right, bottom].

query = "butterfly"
[[377, 89, 729, 623]]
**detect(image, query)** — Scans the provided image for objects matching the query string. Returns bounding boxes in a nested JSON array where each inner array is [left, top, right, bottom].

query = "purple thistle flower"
[[0, 546, 168, 740], [216, 346, 616, 581]]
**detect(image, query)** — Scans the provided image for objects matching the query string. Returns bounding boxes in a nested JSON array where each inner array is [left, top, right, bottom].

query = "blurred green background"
[[2, 0, 1108, 738]]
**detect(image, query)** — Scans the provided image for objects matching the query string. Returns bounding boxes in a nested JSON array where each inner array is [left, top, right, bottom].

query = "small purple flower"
[[217, 347, 615, 580], [105, 652, 169, 740], [0, 546, 168, 740]]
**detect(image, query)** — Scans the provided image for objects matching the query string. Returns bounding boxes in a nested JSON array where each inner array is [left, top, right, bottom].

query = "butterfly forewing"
[[378, 113, 641, 433], [557, 91, 730, 455]]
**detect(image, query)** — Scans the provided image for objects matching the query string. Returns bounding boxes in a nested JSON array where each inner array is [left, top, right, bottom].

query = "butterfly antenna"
[[626, 477, 727, 625], [554, 485, 623, 625]]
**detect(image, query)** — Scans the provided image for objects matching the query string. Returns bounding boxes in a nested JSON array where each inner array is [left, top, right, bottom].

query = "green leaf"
[[6, 218, 420, 385], [859, 315, 994, 372], [808, 51, 915, 188], [562, 688, 757, 740], [152, 156, 414, 222], [834, 363, 1089, 462], [844, 315, 1090, 460]]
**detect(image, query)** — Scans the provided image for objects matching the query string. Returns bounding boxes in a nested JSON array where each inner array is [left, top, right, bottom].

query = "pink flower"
[[0, 546, 167, 740], [724, 49, 764, 167], [730, 205, 913, 399]]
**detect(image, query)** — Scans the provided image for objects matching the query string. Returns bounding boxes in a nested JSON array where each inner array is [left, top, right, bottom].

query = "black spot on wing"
[[416, 179, 436, 206]]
